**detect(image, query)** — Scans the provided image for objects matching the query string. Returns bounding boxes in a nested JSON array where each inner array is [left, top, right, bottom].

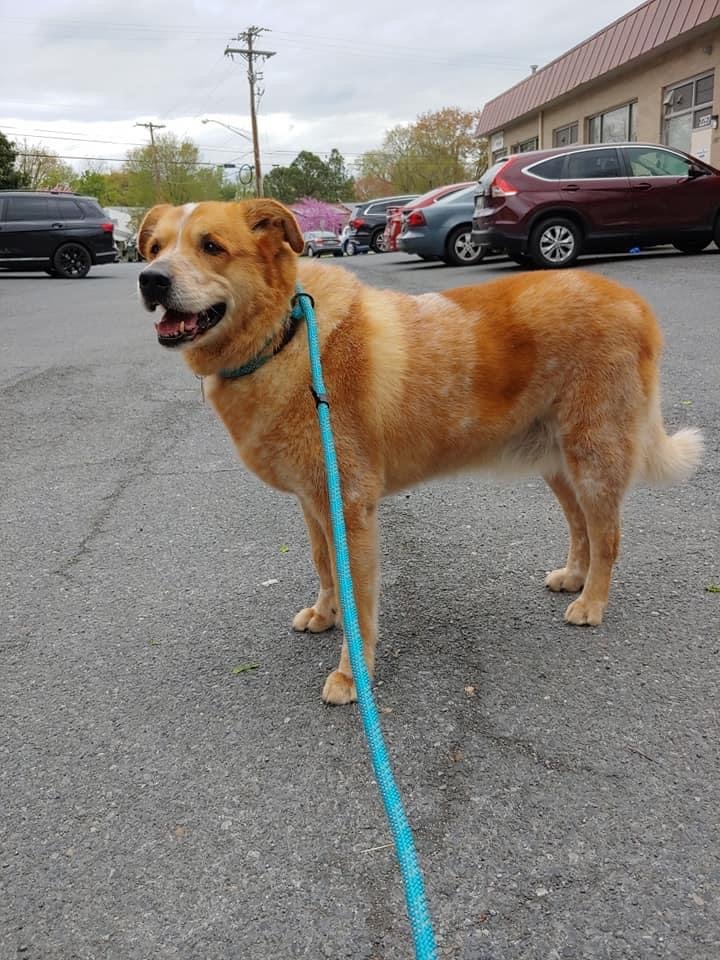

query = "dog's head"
[[137, 199, 304, 364]]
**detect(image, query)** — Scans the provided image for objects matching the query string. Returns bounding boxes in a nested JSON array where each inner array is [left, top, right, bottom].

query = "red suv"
[[472, 142, 720, 268]]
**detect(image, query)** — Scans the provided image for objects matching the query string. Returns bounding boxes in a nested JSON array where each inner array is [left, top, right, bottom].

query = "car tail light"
[[349, 218, 365, 228], [490, 165, 518, 198], [101, 222, 114, 233], [406, 211, 426, 227]]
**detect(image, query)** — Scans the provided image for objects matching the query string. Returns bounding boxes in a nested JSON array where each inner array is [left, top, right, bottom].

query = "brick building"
[[476, 0, 720, 167]]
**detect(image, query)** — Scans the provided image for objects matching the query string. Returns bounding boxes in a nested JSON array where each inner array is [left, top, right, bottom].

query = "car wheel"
[[370, 229, 385, 253], [53, 243, 92, 279], [345, 241, 357, 256], [307, 247, 315, 257], [443, 225, 487, 266], [673, 239, 710, 254], [529, 218, 581, 269]]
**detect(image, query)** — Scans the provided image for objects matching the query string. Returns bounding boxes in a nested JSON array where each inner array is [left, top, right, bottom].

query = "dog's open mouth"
[[155, 303, 227, 347]]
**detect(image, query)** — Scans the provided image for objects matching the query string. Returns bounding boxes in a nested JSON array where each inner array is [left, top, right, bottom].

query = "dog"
[[137, 198, 702, 704]]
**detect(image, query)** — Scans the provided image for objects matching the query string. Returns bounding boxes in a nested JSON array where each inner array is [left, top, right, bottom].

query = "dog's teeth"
[[179, 320, 185, 334]]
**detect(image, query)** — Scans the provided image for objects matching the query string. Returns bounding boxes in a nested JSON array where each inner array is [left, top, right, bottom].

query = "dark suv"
[[344, 194, 418, 253], [472, 143, 720, 268], [0, 191, 118, 278]]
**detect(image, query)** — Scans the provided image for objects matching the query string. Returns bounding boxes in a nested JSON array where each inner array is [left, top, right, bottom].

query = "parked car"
[[382, 205, 407, 253], [383, 182, 475, 252], [301, 230, 343, 257], [397, 184, 488, 265], [0, 190, 118, 277], [472, 142, 720, 269], [340, 223, 368, 256], [344, 194, 419, 253], [120, 234, 141, 262]]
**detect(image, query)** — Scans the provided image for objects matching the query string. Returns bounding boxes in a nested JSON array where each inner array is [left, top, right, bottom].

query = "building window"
[[512, 137, 538, 153], [663, 72, 715, 151], [552, 122, 578, 147], [588, 102, 637, 143]]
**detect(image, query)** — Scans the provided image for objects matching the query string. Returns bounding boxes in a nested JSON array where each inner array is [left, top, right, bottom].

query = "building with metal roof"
[[476, 0, 720, 167]]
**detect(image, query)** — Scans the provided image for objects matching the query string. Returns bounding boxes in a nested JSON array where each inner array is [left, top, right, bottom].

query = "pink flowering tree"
[[291, 197, 348, 235]]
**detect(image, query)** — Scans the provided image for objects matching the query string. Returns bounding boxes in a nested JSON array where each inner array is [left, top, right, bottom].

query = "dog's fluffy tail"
[[640, 406, 703, 485]]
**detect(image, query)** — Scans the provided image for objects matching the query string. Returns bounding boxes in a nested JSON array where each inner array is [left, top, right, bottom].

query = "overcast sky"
[[1, 0, 642, 174]]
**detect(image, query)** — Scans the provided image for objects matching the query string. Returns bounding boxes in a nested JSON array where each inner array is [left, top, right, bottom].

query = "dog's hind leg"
[[293, 501, 340, 634], [544, 473, 589, 593], [560, 437, 632, 626]]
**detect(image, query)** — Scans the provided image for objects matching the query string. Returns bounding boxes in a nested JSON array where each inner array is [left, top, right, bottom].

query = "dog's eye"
[[150, 242, 160, 257], [202, 239, 224, 255]]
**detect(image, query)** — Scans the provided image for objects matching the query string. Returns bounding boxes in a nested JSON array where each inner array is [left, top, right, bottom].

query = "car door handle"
[[51, 222, 65, 228], [561, 184, 580, 191], [631, 182, 652, 191]]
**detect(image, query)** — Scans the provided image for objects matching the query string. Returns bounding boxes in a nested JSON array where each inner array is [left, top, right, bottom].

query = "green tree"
[[14, 140, 76, 190], [264, 149, 354, 203], [357, 108, 488, 195], [123, 132, 226, 206], [263, 163, 298, 203], [353, 174, 395, 201], [72, 168, 120, 205], [325, 148, 355, 199], [0, 130, 27, 188]]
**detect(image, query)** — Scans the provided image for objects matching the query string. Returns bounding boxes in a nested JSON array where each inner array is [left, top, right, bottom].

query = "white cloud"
[[0, 0, 641, 171]]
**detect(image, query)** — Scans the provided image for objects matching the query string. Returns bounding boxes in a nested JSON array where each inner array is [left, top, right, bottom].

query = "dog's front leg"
[[293, 501, 340, 633], [321, 499, 380, 706]]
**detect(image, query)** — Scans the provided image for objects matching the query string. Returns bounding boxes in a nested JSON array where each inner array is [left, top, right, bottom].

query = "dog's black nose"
[[139, 266, 172, 301]]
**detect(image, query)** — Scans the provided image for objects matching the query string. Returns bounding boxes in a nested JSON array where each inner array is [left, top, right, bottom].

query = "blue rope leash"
[[292, 283, 439, 960]]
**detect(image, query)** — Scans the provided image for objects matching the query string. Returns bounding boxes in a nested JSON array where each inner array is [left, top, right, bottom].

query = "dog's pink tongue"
[[156, 310, 199, 337]]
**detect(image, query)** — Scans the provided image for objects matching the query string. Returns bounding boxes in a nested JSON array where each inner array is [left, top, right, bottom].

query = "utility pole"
[[224, 26, 275, 197], [135, 121, 166, 201]]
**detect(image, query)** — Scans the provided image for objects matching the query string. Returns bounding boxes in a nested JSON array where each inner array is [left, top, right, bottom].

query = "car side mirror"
[[687, 164, 708, 179]]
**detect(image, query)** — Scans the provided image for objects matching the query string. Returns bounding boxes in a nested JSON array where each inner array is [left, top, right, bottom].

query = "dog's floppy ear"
[[243, 199, 305, 254], [137, 204, 172, 260]]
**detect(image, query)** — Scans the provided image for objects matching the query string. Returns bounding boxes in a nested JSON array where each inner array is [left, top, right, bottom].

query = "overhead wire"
[[2, 16, 504, 177], [0, 16, 530, 68]]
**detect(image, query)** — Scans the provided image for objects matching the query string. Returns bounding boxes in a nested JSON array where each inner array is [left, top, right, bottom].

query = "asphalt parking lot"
[[1, 247, 718, 960]]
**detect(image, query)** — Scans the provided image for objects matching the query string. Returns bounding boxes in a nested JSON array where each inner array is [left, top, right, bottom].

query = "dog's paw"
[[545, 567, 585, 593], [564, 597, 605, 626], [322, 670, 357, 705], [292, 606, 337, 633]]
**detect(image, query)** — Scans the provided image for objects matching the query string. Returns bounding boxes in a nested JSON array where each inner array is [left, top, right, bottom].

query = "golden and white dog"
[[137, 199, 702, 704]]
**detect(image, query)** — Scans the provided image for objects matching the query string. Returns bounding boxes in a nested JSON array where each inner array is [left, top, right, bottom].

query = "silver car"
[[302, 230, 344, 258], [397, 185, 487, 266]]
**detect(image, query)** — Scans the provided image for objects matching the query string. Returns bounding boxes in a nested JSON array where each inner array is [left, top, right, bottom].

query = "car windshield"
[[411, 185, 464, 206], [435, 184, 477, 204]]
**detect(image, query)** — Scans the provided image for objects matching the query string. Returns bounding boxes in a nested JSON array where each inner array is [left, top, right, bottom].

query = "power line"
[[159, 56, 235, 124], [0, 16, 530, 63], [0, 125, 268, 158], [13, 151, 226, 168], [14, 148, 482, 173]]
